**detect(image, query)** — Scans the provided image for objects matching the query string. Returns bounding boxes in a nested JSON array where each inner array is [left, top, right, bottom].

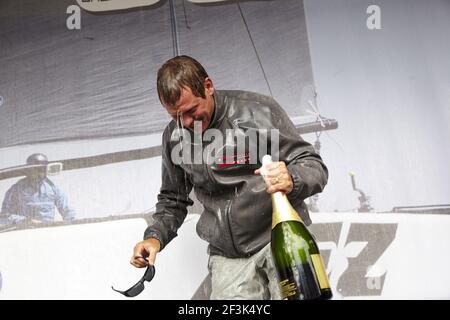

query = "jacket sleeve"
[[143, 127, 194, 251], [54, 186, 76, 221], [0, 185, 27, 224], [268, 98, 329, 203], [1, 185, 17, 216]]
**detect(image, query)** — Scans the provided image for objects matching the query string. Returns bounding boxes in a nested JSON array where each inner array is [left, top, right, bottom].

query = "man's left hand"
[[255, 161, 293, 195]]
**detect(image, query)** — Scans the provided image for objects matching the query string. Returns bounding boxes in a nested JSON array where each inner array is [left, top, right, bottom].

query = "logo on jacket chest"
[[170, 122, 280, 168]]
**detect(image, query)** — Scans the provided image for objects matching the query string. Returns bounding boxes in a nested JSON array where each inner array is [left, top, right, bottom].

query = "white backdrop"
[[1, 212, 449, 299]]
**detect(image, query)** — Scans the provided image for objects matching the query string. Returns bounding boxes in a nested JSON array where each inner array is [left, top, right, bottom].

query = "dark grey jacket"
[[144, 90, 328, 258]]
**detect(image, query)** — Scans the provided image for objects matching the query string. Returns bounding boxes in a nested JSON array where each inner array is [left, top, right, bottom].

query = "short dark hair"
[[157, 55, 209, 106], [26, 153, 48, 165]]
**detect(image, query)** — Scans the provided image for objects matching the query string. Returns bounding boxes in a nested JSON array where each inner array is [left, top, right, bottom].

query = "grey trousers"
[[208, 243, 282, 300]]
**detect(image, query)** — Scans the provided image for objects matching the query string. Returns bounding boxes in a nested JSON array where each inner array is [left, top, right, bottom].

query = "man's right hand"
[[130, 238, 161, 268]]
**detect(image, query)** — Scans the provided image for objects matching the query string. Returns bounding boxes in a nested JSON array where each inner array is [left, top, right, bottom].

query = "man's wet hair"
[[157, 55, 209, 107]]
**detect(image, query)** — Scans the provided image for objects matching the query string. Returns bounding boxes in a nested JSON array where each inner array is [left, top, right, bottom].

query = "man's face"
[[163, 78, 215, 133], [27, 169, 46, 181]]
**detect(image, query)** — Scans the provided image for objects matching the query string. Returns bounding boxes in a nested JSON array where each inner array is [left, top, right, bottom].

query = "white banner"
[[0, 213, 449, 299], [309, 213, 450, 299]]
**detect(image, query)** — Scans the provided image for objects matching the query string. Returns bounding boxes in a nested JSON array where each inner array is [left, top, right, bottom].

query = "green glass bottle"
[[262, 156, 332, 300]]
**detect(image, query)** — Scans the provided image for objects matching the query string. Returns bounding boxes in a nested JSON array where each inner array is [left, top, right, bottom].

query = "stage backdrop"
[[0, 0, 314, 147], [0, 0, 449, 300]]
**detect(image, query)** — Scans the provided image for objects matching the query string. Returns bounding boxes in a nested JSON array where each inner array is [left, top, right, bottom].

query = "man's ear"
[[204, 77, 214, 96]]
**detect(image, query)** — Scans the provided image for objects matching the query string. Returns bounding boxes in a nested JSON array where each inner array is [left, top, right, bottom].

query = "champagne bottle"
[[262, 155, 332, 300]]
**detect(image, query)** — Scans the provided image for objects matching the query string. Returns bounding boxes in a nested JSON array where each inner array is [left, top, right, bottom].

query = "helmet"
[[26, 153, 48, 165]]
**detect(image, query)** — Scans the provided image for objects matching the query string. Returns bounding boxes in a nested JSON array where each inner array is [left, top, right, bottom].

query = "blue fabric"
[[1, 177, 75, 224]]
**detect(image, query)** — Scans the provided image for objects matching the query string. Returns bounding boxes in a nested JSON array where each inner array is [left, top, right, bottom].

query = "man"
[[131, 56, 328, 299], [0, 153, 76, 224]]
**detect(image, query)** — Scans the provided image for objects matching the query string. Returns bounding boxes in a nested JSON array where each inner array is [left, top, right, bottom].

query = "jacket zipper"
[[224, 199, 241, 256]]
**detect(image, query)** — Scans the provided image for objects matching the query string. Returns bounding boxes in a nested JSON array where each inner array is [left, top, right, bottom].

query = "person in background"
[[0, 153, 76, 225]]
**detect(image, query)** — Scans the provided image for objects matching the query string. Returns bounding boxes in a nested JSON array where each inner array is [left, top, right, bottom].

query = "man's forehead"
[[167, 87, 196, 111]]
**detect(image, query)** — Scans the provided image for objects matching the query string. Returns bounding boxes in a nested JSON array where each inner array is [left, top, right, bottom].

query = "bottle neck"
[[271, 192, 303, 229]]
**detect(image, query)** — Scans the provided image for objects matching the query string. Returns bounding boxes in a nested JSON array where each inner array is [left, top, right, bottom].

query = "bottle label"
[[279, 279, 300, 299], [311, 254, 331, 289], [277, 262, 321, 300]]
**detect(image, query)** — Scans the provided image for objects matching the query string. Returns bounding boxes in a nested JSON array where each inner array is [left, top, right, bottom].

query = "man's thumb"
[[147, 247, 157, 266]]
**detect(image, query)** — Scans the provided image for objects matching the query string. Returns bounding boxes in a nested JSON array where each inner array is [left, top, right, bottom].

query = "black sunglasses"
[[112, 264, 156, 297]]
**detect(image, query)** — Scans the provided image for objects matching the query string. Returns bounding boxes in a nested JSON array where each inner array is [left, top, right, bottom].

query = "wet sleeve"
[[143, 127, 193, 251], [268, 98, 329, 203]]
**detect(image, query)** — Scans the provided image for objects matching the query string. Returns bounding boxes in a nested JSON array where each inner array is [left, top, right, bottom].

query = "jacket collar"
[[208, 90, 227, 129]]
